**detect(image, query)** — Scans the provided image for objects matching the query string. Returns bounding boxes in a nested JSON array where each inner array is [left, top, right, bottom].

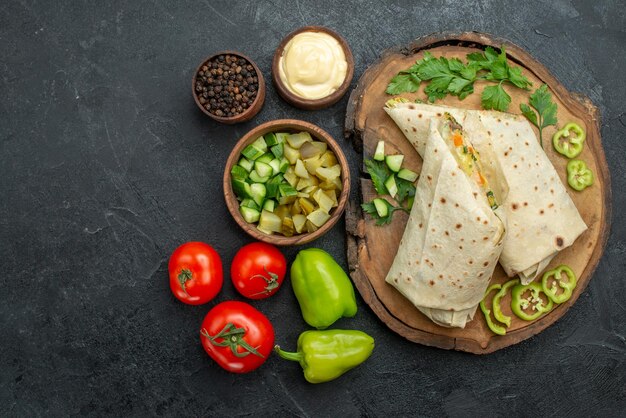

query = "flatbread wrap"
[[385, 101, 587, 283], [385, 114, 507, 328]]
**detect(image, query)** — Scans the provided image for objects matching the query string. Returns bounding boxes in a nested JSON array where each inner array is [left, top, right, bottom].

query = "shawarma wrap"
[[385, 114, 506, 328], [385, 101, 587, 283]]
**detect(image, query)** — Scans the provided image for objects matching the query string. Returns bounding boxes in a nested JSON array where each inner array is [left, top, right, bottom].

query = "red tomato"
[[169, 242, 223, 305], [231, 242, 287, 299], [200, 301, 274, 373]]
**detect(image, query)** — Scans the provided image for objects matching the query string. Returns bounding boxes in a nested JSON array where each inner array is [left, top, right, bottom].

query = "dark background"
[[1, 0, 625, 416]]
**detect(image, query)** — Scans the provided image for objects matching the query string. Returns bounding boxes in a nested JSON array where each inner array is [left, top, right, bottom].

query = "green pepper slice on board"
[[541, 265, 577, 304], [480, 284, 507, 335], [511, 282, 554, 321], [566, 159, 594, 191], [492, 279, 519, 327], [274, 329, 375, 384], [553, 122, 586, 158]]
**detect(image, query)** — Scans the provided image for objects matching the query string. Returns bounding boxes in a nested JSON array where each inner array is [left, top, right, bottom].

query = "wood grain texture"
[[344, 31, 611, 354], [224, 119, 350, 246], [271, 26, 354, 110]]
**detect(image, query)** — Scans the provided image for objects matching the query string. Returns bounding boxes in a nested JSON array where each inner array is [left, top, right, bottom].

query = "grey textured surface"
[[1, 0, 625, 416]]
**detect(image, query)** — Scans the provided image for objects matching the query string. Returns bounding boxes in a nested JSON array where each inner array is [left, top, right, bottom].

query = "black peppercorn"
[[195, 54, 260, 118]]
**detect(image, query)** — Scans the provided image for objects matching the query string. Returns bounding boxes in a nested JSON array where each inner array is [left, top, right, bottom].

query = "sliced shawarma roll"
[[385, 114, 507, 328], [385, 100, 587, 283]]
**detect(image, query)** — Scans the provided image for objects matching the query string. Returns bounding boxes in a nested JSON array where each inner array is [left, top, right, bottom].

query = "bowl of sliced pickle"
[[223, 119, 350, 245]]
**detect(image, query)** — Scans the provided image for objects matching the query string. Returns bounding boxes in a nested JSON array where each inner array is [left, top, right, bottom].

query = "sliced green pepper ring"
[[492, 279, 519, 327], [566, 159, 594, 191], [541, 265, 577, 304], [553, 122, 586, 158], [480, 284, 506, 335], [511, 282, 554, 321]]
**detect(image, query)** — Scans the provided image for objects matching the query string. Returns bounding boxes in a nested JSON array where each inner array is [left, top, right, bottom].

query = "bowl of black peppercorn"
[[192, 51, 265, 124]]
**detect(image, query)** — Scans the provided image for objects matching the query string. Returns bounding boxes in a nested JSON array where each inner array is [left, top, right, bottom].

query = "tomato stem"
[[201, 324, 264, 358], [249, 266, 280, 296], [177, 268, 193, 296]]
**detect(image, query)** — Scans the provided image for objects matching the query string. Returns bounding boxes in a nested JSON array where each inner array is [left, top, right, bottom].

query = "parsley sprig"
[[361, 158, 415, 225], [386, 46, 532, 112], [520, 84, 558, 148]]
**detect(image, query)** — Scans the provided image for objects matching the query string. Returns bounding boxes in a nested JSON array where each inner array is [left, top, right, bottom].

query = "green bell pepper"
[[566, 159, 594, 191], [553, 122, 586, 158], [511, 282, 554, 321], [541, 264, 577, 304], [274, 329, 375, 383], [492, 279, 519, 327], [290, 248, 357, 329], [480, 284, 507, 335]]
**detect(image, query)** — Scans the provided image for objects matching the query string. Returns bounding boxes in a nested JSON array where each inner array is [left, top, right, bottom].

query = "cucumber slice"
[[279, 158, 290, 173], [266, 175, 284, 199], [268, 159, 281, 175], [249, 170, 270, 184], [238, 157, 254, 173], [232, 178, 252, 200], [373, 198, 389, 217], [374, 140, 385, 161], [279, 183, 298, 197], [240, 206, 260, 223], [262, 199, 276, 212], [385, 154, 404, 173], [241, 144, 265, 161], [250, 136, 268, 153], [385, 174, 398, 198], [275, 132, 289, 144], [254, 161, 273, 178], [231, 165, 249, 181], [407, 195, 415, 210], [240, 198, 260, 210], [256, 153, 274, 164], [249, 183, 266, 207], [270, 143, 284, 159], [397, 168, 418, 182], [264, 132, 279, 147]]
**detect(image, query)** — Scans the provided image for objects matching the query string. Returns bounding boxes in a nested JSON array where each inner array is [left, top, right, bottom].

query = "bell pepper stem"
[[273, 345, 302, 362]]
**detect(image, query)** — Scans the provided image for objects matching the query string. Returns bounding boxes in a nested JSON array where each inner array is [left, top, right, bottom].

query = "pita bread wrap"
[[385, 101, 587, 283], [385, 115, 506, 328]]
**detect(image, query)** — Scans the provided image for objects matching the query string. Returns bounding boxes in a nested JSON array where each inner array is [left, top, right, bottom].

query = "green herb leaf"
[[460, 65, 478, 80], [417, 57, 454, 80], [364, 159, 390, 195], [395, 178, 416, 204], [447, 58, 465, 73], [507, 66, 532, 90], [519, 103, 538, 127], [361, 199, 407, 226], [520, 84, 558, 148], [448, 77, 473, 94], [386, 73, 421, 95], [385, 45, 531, 112], [482, 83, 511, 112], [529, 84, 558, 127]]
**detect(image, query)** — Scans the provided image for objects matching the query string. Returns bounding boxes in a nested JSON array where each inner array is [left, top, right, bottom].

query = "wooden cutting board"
[[344, 32, 611, 354]]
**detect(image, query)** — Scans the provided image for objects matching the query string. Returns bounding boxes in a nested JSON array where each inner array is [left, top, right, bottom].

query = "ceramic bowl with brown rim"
[[223, 119, 350, 246], [192, 51, 265, 124], [272, 26, 354, 110]]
